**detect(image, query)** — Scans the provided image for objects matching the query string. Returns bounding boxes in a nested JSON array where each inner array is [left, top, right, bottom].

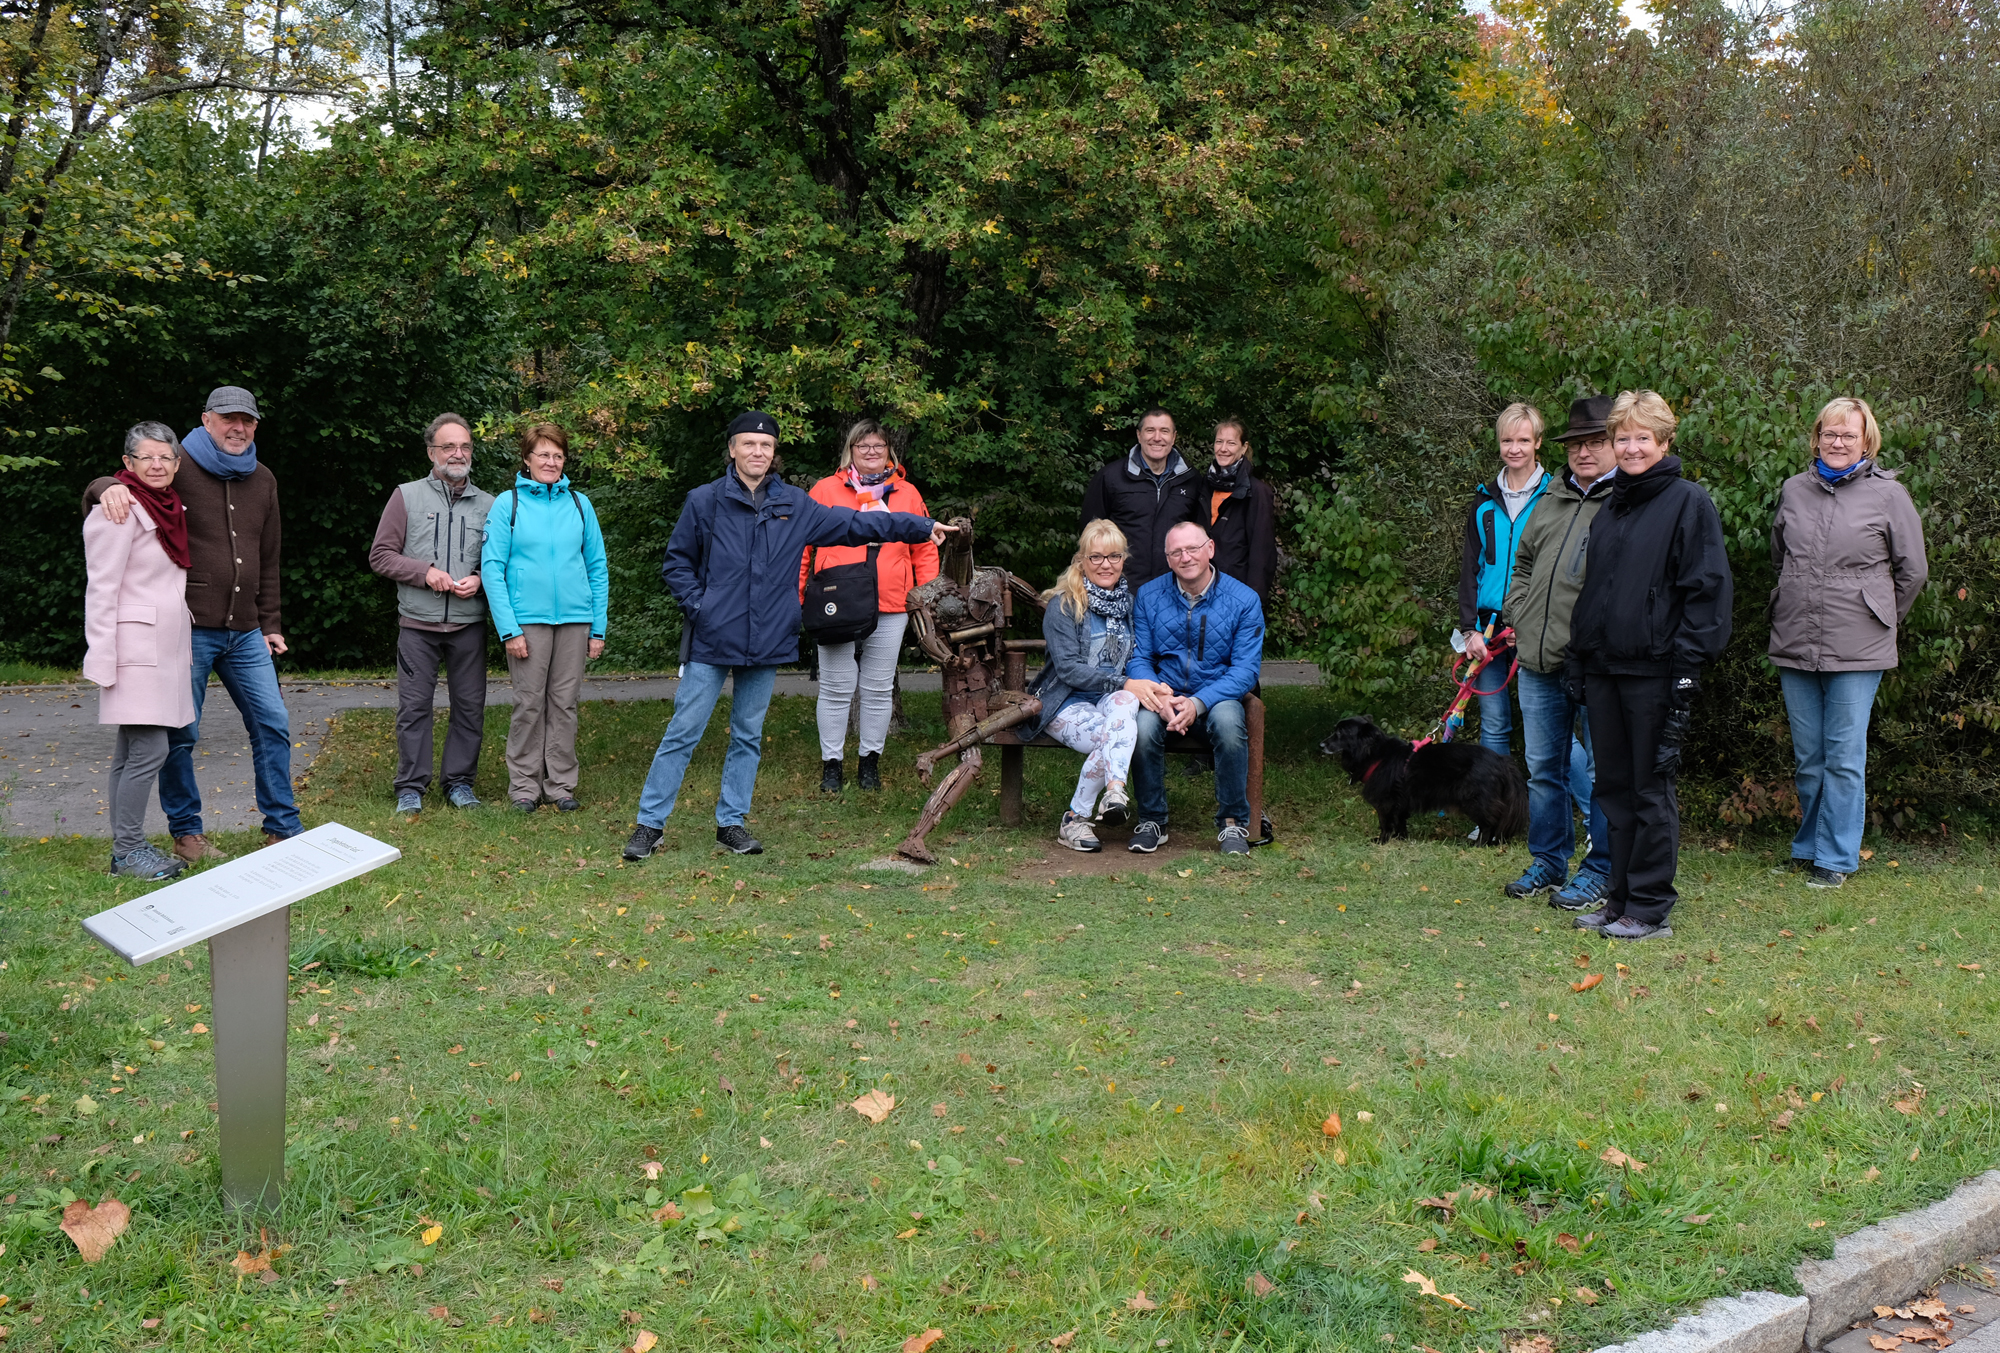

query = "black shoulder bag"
[[802, 543, 882, 646]]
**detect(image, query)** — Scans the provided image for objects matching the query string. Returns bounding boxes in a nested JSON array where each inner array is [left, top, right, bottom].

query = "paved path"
[[0, 661, 1321, 838]]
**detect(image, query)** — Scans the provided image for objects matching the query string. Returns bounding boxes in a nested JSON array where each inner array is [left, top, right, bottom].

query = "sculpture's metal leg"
[[914, 699, 1040, 780], [209, 905, 290, 1213], [897, 748, 982, 864]]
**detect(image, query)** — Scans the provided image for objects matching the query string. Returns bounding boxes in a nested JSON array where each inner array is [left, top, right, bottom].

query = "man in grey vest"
[[368, 413, 496, 813]]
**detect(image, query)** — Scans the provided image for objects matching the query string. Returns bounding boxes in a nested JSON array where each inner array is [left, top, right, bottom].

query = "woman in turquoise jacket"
[[482, 424, 610, 812]]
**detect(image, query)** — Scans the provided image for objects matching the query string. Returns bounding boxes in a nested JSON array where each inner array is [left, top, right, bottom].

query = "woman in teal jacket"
[[482, 424, 610, 812]]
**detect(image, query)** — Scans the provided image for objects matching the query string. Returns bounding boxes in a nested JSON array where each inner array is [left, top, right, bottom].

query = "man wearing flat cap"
[[622, 410, 955, 859], [1499, 393, 1617, 912], [87, 385, 299, 860]]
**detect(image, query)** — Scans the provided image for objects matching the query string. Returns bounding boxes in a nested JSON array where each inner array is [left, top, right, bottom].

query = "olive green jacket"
[[1502, 469, 1616, 673]]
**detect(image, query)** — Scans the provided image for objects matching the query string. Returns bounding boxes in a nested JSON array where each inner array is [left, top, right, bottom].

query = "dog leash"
[[1412, 625, 1519, 752]]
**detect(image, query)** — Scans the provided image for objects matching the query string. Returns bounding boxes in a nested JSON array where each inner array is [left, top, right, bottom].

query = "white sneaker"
[[1097, 783, 1131, 826], [1058, 810, 1101, 853]]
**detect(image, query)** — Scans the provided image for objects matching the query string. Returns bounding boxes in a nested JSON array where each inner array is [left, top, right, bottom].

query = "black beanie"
[[725, 410, 780, 442]]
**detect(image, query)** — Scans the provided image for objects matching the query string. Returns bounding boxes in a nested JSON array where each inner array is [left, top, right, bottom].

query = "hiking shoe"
[[857, 752, 881, 792], [1807, 866, 1847, 889], [446, 784, 482, 809], [623, 824, 664, 861], [1504, 861, 1567, 898], [173, 833, 225, 863], [111, 844, 186, 881], [1571, 907, 1613, 931], [716, 824, 763, 855], [1551, 871, 1611, 911], [1096, 783, 1131, 826], [1771, 857, 1812, 876], [511, 799, 538, 813], [1058, 810, 1101, 853], [1218, 820, 1250, 855], [1128, 821, 1167, 854], [1602, 916, 1672, 940], [396, 790, 424, 815], [553, 797, 581, 812], [820, 759, 843, 794]]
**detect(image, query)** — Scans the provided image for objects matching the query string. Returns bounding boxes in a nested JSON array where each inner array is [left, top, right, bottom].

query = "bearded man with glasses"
[[368, 413, 496, 814]]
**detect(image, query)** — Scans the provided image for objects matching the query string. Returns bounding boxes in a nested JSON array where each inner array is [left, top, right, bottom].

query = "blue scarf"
[[182, 425, 259, 481]]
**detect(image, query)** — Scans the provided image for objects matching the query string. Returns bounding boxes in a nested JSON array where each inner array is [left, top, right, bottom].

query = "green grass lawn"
[[1, 688, 1996, 1353]]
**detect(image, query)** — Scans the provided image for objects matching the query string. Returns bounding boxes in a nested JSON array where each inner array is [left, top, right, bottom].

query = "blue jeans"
[[636, 663, 778, 829], [158, 626, 298, 839], [1518, 667, 1610, 881], [1473, 643, 1515, 756], [1780, 668, 1883, 875], [1133, 698, 1250, 829]]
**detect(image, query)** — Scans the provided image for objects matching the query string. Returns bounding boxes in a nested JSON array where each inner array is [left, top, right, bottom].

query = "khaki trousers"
[[503, 622, 589, 804]]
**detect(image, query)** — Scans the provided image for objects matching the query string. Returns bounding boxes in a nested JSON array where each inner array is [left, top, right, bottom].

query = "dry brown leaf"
[[1869, 1338, 1903, 1352], [1895, 1097, 1923, 1115], [231, 1248, 271, 1276], [60, 1196, 131, 1263], [1510, 1336, 1556, 1353], [896, 1227, 920, 1239], [933, 1103, 948, 1118], [1050, 1332, 1078, 1350], [631, 1331, 660, 1353], [1878, 1308, 1899, 1318], [1556, 1233, 1581, 1254], [1600, 1146, 1647, 1171], [640, 1161, 665, 1180], [1772, 1110, 1794, 1130], [1685, 1214, 1714, 1225], [1401, 1269, 1473, 1310], [1322, 1111, 1343, 1138], [1128, 1291, 1159, 1311], [861, 1273, 879, 1292], [1911, 1300, 1949, 1320], [852, 1089, 897, 1124], [652, 1200, 682, 1222], [903, 1329, 945, 1353], [1417, 1238, 1438, 1252], [1572, 974, 1605, 992], [1248, 1271, 1277, 1298], [1575, 1288, 1600, 1305]]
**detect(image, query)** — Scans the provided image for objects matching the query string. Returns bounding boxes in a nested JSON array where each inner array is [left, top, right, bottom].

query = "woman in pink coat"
[[83, 422, 197, 880]]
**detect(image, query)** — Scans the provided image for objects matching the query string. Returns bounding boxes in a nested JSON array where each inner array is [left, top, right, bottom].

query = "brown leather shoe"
[[173, 833, 226, 864], [263, 832, 295, 847]]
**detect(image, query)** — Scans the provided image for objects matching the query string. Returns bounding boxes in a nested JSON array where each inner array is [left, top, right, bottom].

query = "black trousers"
[[395, 624, 488, 794], [1585, 673, 1679, 926]]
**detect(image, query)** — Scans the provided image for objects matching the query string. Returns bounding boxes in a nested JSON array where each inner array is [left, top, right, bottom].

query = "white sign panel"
[[84, 822, 401, 965]]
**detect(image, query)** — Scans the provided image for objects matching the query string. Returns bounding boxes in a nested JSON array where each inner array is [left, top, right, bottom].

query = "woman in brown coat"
[[1768, 397, 1928, 889]]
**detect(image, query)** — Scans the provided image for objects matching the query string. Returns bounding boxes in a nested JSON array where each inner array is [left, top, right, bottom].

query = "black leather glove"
[[1653, 675, 1700, 778], [1562, 655, 1586, 706]]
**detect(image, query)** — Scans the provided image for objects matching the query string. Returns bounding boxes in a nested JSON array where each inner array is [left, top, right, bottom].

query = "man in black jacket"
[[1080, 407, 1201, 587]]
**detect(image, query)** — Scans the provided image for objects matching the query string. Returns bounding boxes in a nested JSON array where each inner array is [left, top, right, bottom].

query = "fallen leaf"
[[652, 1201, 682, 1222], [1248, 1271, 1277, 1297], [1417, 1238, 1438, 1252], [760, 1136, 773, 1149], [542, 1279, 566, 1292], [1685, 1214, 1714, 1225], [903, 1329, 945, 1353], [190, 1023, 208, 1035], [1895, 1096, 1923, 1115], [1879, 1308, 1900, 1318], [1576, 1287, 1600, 1305], [1128, 1291, 1158, 1312], [641, 1161, 665, 1180], [631, 1331, 660, 1353], [1556, 1233, 1580, 1254], [1912, 1300, 1949, 1320], [1600, 1146, 1647, 1171], [1402, 1269, 1473, 1310], [1960, 964, 1982, 973], [896, 1228, 919, 1239], [60, 1197, 131, 1263], [1772, 1110, 1794, 1130], [447, 1045, 464, 1055], [852, 1089, 896, 1124], [1870, 1338, 1903, 1352], [861, 1273, 879, 1292], [1572, 974, 1604, 992], [1321, 1111, 1342, 1138], [421, 1224, 442, 1246], [231, 1248, 272, 1276], [1050, 1332, 1077, 1350], [1510, 1337, 1556, 1353]]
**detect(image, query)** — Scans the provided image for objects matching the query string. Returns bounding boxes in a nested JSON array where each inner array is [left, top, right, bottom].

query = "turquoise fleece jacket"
[[482, 473, 610, 639]]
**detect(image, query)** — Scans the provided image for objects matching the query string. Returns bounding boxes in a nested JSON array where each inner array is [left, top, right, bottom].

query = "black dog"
[[1320, 716, 1528, 845]]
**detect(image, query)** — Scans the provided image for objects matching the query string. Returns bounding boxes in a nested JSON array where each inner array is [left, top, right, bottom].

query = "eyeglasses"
[[1165, 546, 1209, 561], [853, 441, 890, 454], [1818, 430, 1861, 445], [1086, 553, 1124, 567], [125, 454, 178, 466], [429, 441, 473, 454]]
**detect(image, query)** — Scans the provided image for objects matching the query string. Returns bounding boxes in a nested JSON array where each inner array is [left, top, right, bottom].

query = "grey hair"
[[124, 422, 182, 458], [424, 412, 473, 446]]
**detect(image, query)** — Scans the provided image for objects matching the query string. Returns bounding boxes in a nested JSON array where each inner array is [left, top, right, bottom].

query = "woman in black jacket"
[[1564, 390, 1734, 941], [1204, 418, 1276, 603]]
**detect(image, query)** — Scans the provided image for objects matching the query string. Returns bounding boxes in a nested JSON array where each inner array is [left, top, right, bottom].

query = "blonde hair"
[[1496, 402, 1545, 441], [1045, 519, 1129, 620], [1606, 390, 1678, 447], [1812, 396, 1881, 459], [838, 419, 900, 470]]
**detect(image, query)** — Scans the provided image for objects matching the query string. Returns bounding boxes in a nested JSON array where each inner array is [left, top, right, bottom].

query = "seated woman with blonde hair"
[[1024, 519, 1170, 852]]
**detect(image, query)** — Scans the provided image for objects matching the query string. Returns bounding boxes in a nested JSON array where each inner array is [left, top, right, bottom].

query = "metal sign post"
[[83, 823, 400, 1213]]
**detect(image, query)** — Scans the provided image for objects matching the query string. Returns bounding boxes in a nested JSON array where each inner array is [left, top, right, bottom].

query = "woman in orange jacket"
[[799, 420, 941, 792]]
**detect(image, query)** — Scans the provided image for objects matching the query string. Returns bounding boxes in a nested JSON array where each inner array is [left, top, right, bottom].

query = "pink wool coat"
[[83, 503, 196, 729]]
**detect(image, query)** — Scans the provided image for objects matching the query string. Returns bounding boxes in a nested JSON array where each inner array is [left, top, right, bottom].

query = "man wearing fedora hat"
[[1500, 393, 1618, 910], [621, 411, 956, 860], [87, 385, 298, 859]]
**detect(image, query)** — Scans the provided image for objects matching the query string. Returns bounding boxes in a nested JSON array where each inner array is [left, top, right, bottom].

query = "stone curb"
[[1592, 1172, 2000, 1353]]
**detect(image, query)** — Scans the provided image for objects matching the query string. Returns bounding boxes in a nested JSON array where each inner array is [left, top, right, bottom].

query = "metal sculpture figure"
[[895, 518, 1048, 864]]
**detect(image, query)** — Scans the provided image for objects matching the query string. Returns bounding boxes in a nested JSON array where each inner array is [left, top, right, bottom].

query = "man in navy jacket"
[[623, 412, 950, 858], [1126, 520, 1265, 856]]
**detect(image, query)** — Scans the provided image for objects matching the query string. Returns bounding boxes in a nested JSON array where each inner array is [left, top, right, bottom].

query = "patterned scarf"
[[844, 465, 895, 510], [1205, 458, 1244, 492], [1083, 577, 1132, 667]]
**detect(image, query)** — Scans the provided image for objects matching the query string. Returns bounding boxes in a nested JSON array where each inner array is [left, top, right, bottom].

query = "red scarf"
[[113, 468, 190, 568]]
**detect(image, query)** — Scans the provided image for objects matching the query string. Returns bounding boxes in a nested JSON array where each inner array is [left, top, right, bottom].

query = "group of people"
[[1459, 391, 1927, 940], [78, 385, 1926, 915]]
